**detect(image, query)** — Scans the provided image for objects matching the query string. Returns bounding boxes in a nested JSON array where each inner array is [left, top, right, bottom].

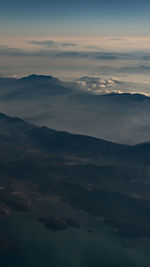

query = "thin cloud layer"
[[29, 40, 78, 48], [1, 42, 150, 87], [0, 43, 148, 61]]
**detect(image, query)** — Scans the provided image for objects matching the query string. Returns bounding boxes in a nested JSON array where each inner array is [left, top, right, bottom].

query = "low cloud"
[[30, 40, 58, 48], [76, 76, 150, 96], [95, 52, 135, 60], [61, 43, 77, 47], [76, 76, 121, 94], [0, 43, 146, 62], [120, 65, 150, 73], [108, 37, 129, 41], [0, 45, 87, 58], [54, 51, 89, 58], [29, 40, 78, 48], [0, 45, 26, 57]]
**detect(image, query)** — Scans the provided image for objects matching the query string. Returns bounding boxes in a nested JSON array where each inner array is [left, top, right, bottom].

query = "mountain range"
[[0, 74, 150, 144]]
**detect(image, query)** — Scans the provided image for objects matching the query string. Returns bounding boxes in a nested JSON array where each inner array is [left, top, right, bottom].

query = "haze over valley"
[[1, 74, 150, 144]]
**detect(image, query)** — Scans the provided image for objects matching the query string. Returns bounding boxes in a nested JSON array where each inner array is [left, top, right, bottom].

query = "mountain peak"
[[21, 74, 56, 80]]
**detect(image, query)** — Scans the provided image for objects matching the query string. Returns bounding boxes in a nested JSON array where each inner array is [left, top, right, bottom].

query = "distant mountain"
[[21, 74, 55, 80], [0, 75, 150, 144], [0, 74, 74, 100]]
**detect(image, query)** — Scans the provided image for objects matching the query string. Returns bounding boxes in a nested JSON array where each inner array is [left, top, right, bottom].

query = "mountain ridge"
[[0, 75, 150, 145], [0, 112, 150, 164]]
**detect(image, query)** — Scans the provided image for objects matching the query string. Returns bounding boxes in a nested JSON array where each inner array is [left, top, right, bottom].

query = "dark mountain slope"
[[0, 113, 150, 243], [0, 112, 150, 163], [0, 114, 150, 231]]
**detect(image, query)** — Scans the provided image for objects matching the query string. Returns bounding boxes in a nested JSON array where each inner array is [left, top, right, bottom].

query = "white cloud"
[[76, 76, 150, 96]]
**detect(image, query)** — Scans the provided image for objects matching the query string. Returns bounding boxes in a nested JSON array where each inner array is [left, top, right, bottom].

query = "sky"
[[1, 0, 150, 37], [1, 0, 150, 83]]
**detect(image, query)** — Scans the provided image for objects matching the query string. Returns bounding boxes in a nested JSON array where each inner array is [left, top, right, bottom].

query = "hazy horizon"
[[1, 0, 150, 91]]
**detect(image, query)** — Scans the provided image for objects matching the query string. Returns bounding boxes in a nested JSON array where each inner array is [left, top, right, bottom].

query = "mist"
[[1, 75, 150, 144]]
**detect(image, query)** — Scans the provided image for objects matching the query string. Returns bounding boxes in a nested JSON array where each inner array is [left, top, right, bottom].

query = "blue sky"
[[1, 0, 150, 37]]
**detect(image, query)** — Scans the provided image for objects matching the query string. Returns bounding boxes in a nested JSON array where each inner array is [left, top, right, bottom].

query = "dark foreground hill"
[[0, 112, 150, 244]]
